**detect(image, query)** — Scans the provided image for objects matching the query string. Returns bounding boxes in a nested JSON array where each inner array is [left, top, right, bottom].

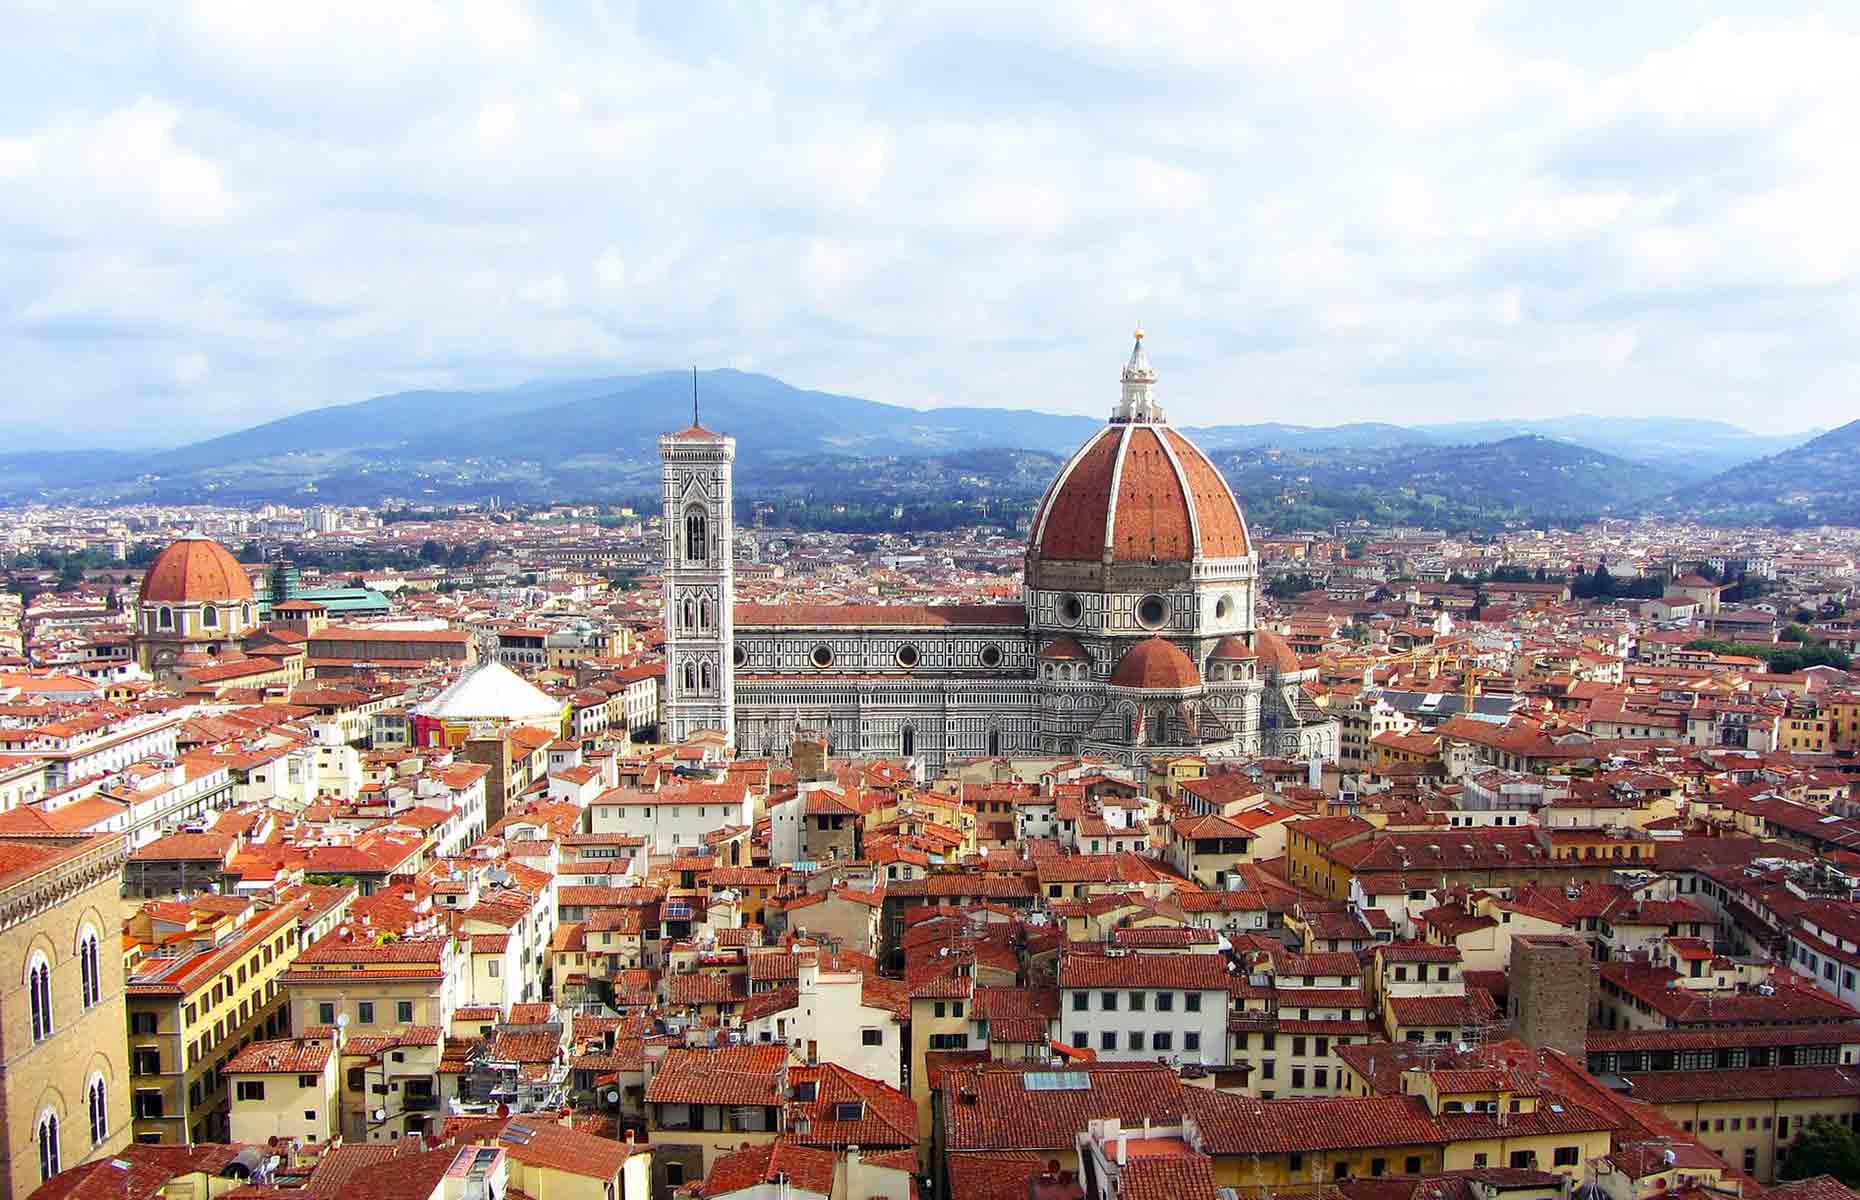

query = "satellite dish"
[[605, 1090, 620, 1103], [372, 1108, 386, 1121]]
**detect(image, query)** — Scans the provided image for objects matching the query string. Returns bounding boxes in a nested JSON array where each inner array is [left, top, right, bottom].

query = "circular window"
[[811, 645, 835, 668], [1057, 593, 1084, 625], [1136, 595, 1169, 629], [896, 644, 920, 669], [732, 645, 748, 668], [1214, 594, 1234, 621], [978, 643, 1003, 669]]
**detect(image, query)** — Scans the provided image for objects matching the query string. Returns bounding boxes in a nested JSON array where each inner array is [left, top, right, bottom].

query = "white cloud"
[[1, 3, 1857, 441]]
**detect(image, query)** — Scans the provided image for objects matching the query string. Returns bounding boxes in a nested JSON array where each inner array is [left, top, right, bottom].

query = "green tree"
[[419, 540, 447, 564], [1781, 1118, 1860, 1185]]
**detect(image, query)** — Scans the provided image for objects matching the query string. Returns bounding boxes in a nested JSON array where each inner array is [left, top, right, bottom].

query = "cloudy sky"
[[5, 1, 1859, 445]]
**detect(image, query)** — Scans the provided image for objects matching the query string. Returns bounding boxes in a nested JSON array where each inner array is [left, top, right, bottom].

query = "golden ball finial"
[[1133, 326, 1145, 342]]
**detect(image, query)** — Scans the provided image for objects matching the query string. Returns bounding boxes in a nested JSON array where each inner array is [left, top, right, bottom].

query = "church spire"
[[1113, 327, 1163, 424]]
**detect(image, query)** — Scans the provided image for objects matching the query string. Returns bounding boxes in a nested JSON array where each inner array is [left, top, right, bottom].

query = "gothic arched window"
[[901, 726, 916, 757], [701, 662, 713, 692], [78, 928, 100, 1009], [28, 952, 52, 1042], [684, 508, 708, 563], [682, 662, 696, 693], [682, 598, 696, 631], [87, 1076, 107, 1147], [38, 1111, 59, 1182]]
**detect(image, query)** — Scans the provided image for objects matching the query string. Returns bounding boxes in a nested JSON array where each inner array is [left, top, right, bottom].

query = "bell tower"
[[660, 410, 736, 746]]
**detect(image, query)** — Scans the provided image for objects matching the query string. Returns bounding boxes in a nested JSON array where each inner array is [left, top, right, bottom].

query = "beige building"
[[0, 832, 132, 1200], [224, 1036, 340, 1145]]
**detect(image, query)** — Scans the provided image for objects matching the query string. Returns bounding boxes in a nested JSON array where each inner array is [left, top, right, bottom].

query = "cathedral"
[[660, 334, 1339, 776]]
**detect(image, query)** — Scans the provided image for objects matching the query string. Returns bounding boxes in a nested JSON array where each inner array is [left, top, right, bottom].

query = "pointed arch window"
[[79, 928, 101, 1009], [87, 1077, 107, 1147], [901, 726, 916, 757], [682, 598, 696, 631], [684, 508, 708, 563], [700, 662, 713, 692], [38, 1112, 59, 1181], [28, 952, 53, 1042], [699, 599, 712, 630], [682, 662, 696, 693]]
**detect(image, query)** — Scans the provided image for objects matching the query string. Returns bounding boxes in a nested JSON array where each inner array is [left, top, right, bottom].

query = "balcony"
[[402, 1093, 439, 1111]]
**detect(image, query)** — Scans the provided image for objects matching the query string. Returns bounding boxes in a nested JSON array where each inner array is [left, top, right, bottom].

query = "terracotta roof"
[[1253, 629, 1301, 674], [1031, 423, 1250, 564], [225, 1037, 332, 1074], [644, 1043, 787, 1105], [1110, 637, 1201, 690], [1209, 635, 1256, 661], [733, 602, 1026, 628], [138, 534, 255, 605]]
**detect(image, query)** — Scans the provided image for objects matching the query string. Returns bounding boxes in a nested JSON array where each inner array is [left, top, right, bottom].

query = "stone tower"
[[660, 413, 736, 746], [1508, 933, 1593, 1059]]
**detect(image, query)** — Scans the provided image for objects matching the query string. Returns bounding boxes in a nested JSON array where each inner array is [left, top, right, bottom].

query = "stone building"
[[0, 832, 131, 1199]]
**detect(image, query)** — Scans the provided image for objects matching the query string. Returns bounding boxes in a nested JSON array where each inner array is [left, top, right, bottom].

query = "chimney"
[[1116, 1133, 1128, 1166]]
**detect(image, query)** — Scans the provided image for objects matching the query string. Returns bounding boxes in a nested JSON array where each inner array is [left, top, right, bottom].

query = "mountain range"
[[0, 370, 1833, 528]]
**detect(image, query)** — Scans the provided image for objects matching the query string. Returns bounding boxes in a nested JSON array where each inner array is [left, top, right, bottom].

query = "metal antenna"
[[692, 365, 699, 427]]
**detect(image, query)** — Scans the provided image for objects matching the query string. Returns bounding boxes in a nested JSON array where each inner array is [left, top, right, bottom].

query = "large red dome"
[[139, 534, 254, 605], [1029, 424, 1249, 565]]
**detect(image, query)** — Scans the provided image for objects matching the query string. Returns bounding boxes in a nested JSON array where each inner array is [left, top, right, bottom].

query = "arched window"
[[242, 603, 252, 625], [684, 509, 708, 563], [700, 662, 713, 692], [1123, 707, 1135, 742], [28, 951, 52, 1042], [682, 598, 696, 630], [37, 1111, 59, 1182], [699, 599, 712, 630], [157, 607, 173, 630], [87, 1076, 107, 1147], [78, 928, 100, 1009], [202, 605, 218, 628], [987, 730, 1002, 757], [682, 663, 696, 693], [901, 726, 916, 757]]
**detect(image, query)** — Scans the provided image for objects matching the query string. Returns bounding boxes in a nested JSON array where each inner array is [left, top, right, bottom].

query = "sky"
[[5, 1, 1860, 447]]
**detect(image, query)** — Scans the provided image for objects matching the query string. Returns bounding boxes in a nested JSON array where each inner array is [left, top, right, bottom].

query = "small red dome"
[[1041, 635, 1090, 661], [1209, 635, 1256, 661], [1109, 637, 1201, 690], [139, 535, 254, 605], [1253, 629, 1301, 675]]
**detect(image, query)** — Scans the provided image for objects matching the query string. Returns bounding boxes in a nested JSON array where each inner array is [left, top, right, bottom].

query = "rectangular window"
[[1555, 1148, 1579, 1167], [1185, 992, 1202, 1012], [1292, 1068, 1306, 1088], [1129, 991, 1146, 1012], [1185, 1032, 1200, 1052], [318, 1003, 336, 1026], [1072, 1032, 1088, 1049], [1406, 1158, 1422, 1174], [1156, 991, 1174, 1012], [358, 1002, 375, 1024], [299, 1075, 319, 1089], [1101, 991, 1118, 1011], [236, 1081, 265, 1101], [1101, 1031, 1117, 1051], [1154, 1032, 1173, 1051], [1072, 992, 1088, 1012], [397, 1001, 414, 1023], [861, 1028, 883, 1046]]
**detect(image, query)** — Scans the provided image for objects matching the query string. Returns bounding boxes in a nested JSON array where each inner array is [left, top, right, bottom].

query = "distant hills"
[[1661, 419, 1860, 527], [0, 370, 1829, 528]]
